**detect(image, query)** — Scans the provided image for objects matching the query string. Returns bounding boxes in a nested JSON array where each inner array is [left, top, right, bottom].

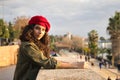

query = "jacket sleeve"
[[21, 43, 57, 69]]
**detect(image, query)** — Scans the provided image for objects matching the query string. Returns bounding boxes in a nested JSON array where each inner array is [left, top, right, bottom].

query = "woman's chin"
[[37, 37, 41, 40]]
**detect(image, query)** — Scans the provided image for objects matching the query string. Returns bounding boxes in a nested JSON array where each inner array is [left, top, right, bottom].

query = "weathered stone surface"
[[0, 45, 19, 66], [37, 69, 106, 80], [0, 65, 106, 80]]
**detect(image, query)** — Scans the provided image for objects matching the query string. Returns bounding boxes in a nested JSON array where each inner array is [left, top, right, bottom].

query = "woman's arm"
[[21, 42, 85, 69], [56, 61, 83, 69]]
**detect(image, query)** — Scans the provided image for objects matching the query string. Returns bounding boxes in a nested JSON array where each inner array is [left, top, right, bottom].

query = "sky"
[[0, 0, 120, 38]]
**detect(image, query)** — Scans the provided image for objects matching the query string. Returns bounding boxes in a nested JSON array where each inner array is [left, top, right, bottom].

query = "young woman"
[[13, 15, 80, 80]]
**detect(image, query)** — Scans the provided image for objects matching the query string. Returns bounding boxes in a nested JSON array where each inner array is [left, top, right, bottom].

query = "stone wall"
[[0, 45, 19, 67]]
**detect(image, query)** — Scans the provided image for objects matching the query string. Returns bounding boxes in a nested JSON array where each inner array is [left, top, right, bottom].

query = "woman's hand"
[[56, 61, 84, 69], [71, 62, 85, 69]]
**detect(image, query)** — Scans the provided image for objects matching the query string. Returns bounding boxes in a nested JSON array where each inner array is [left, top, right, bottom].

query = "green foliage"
[[88, 30, 99, 57], [0, 19, 4, 36], [107, 11, 120, 67], [107, 11, 120, 39], [99, 36, 106, 41], [106, 48, 112, 55], [14, 30, 21, 39], [106, 55, 112, 61], [49, 35, 56, 50], [2, 26, 9, 38], [0, 19, 10, 39], [8, 22, 14, 39], [0, 20, 20, 44]]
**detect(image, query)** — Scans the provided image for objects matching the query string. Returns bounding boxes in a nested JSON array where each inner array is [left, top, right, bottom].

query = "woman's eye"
[[42, 28, 45, 31], [35, 26, 40, 30], [34, 25, 46, 31]]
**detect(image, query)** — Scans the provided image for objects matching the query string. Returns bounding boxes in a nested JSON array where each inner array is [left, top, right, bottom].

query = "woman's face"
[[33, 24, 46, 40]]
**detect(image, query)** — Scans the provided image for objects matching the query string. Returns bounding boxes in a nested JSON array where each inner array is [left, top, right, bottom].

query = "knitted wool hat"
[[28, 15, 50, 32]]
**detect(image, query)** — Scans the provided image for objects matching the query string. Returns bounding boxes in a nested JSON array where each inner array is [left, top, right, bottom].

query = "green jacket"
[[13, 42, 57, 80]]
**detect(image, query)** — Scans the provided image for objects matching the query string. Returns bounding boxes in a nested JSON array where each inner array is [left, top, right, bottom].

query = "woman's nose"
[[38, 29, 42, 34], [39, 30, 41, 34]]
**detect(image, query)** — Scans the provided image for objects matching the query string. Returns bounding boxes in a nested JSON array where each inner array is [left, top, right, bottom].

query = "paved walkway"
[[86, 58, 120, 80], [56, 51, 120, 80], [61, 51, 120, 79]]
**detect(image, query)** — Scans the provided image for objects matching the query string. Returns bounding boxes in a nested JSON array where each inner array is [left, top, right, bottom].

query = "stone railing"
[[0, 45, 19, 67]]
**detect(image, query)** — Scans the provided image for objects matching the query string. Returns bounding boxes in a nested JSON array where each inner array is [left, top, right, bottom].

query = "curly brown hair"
[[19, 24, 50, 58]]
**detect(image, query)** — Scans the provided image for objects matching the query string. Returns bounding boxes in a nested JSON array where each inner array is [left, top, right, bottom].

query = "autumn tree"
[[71, 36, 83, 50], [13, 16, 29, 38]]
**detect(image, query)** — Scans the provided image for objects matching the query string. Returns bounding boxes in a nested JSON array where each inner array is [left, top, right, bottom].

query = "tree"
[[71, 36, 83, 50], [0, 19, 4, 37], [106, 48, 112, 61], [99, 36, 106, 58], [0, 19, 10, 45], [88, 30, 99, 58], [2, 26, 10, 42], [107, 11, 120, 67], [100, 36, 106, 41], [13, 16, 29, 38], [49, 35, 56, 50], [8, 22, 15, 41], [99, 36, 107, 49]]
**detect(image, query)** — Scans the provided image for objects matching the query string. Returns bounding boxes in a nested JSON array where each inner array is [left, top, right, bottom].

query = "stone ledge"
[[37, 69, 106, 80], [0, 45, 19, 67]]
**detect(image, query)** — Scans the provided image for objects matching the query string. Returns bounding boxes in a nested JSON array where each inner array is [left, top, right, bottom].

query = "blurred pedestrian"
[[108, 61, 111, 68], [88, 55, 90, 62], [104, 60, 107, 68], [80, 55, 82, 59], [50, 49, 57, 56], [115, 75, 120, 80], [107, 76, 111, 80], [91, 62, 94, 66], [117, 60, 120, 72], [99, 61, 102, 69], [85, 56, 88, 61]]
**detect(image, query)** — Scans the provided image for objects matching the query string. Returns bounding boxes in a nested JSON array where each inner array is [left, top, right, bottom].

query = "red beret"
[[28, 15, 50, 32]]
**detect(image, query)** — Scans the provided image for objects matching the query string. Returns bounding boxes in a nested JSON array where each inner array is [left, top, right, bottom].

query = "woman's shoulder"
[[20, 42, 39, 49], [21, 42, 35, 46]]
